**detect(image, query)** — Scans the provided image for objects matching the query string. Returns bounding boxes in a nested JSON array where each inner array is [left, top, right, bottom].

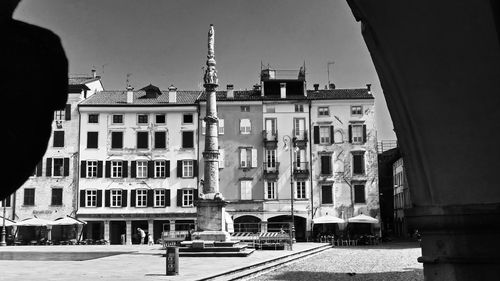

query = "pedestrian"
[[147, 233, 154, 246], [137, 228, 145, 245]]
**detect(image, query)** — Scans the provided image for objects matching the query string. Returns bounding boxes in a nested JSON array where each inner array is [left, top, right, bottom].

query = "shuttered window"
[[111, 132, 123, 149], [53, 131, 65, 147], [182, 131, 194, 148], [352, 152, 365, 175], [320, 155, 332, 175], [240, 181, 252, 200], [137, 131, 149, 149], [154, 131, 166, 149], [354, 184, 366, 203], [87, 132, 98, 148], [321, 185, 333, 204]]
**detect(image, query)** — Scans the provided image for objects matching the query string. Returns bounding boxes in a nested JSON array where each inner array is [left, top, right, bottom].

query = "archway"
[[267, 215, 307, 242], [233, 215, 261, 233]]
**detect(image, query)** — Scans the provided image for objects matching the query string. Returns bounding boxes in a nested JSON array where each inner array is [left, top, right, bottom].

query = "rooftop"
[[80, 90, 201, 106]]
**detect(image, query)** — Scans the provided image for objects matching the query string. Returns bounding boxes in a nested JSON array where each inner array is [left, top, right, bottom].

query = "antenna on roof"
[[126, 73, 132, 87], [327, 61, 335, 86]]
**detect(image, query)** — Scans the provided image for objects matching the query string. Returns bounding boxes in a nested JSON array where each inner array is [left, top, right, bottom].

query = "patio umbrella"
[[15, 217, 52, 226], [0, 216, 16, 227], [50, 216, 87, 226], [347, 214, 379, 224], [312, 215, 345, 224]]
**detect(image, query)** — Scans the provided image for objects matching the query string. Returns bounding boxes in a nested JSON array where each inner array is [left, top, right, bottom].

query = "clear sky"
[[15, 0, 395, 140]]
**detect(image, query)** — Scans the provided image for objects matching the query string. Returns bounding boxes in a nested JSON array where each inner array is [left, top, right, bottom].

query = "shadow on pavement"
[[262, 269, 423, 281]]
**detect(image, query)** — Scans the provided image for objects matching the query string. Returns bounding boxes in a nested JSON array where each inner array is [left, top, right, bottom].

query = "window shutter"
[[165, 161, 170, 177], [105, 161, 111, 178], [46, 158, 52, 176], [313, 126, 319, 144], [330, 126, 334, 144], [362, 124, 367, 143], [147, 190, 154, 207], [218, 149, 224, 168], [80, 190, 85, 207], [130, 161, 136, 178], [63, 158, 70, 176], [348, 125, 353, 143], [193, 160, 198, 177], [240, 149, 246, 167], [165, 190, 171, 206], [122, 161, 128, 178], [97, 190, 102, 207], [177, 161, 182, 177], [240, 181, 245, 199], [130, 190, 136, 207], [65, 104, 71, 121], [177, 190, 183, 206], [193, 189, 199, 201], [148, 161, 154, 178], [239, 119, 243, 133], [104, 190, 110, 207], [81, 161, 87, 178], [121, 190, 127, 207], [251, 149, 258, 167], [36, 160, 43, 177], [97, 161, 103, 177]]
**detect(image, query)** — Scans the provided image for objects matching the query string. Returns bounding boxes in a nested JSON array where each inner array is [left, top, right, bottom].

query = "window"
[[320, 155, 332, 175], [295, 104, 304, 112], [182, 189, 194, 207], [1, 195, 11, 207], [154, 189, 166, 207], [354, 184, 366, 203], [136, 189, 147, 207], [112, 114, 123, 124], [182, 131, 194, 148], [111, 161, 123, 178], [136, 161, 148, 178], [88, 114, 99, 123], [265, 181, 276, 199], [321, 185, 333, 204], [137, 131, 149, 149], [155, 161, 166, 178], [265, 149, 277, 168], [156, 114, 166, 124], [318, 107, 329, 116], [241, 106, 250, 112], [183, 114, 193, 124], [352, 152, 365, 175], [154, 131, 166, 149], [352, 124, 364, 143], [51, 188, 63, 206], [24, 188, 35, 206], [319, 126, 331, 144], [110, 189, 122, 207], [53, 131, 64, 147], [182, 160, 194, 178], [53, 158, 64, 177], [240, 180, 252, 200], [54, 110, 65, 121], [87, 160, 98, 178], [86, 190, 97, 207], [138, 114, 149, 124], [296, 181, 306, 199], [351, 105, 363, 116], [111, 131, 123, 149], [218, 119, 224, 135], [240, 119, 251, 134], [240, 148, 257, 168], [87, 132, 98, 148]]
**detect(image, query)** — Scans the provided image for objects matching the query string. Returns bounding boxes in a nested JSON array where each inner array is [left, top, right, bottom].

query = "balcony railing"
[[293, 161, 310, 180], [263, 130, 278, 149], [263, 162, 280, 180], [293, 130, 308, 149]]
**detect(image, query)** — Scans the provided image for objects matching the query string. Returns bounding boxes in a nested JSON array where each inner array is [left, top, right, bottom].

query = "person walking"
[[147, 233, 154, 246], [137, 228, 145, 245]]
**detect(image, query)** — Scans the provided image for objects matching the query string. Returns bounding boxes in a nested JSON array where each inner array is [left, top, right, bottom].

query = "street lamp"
[[1, 199, 6, 246], [283, 135, 298, 244]]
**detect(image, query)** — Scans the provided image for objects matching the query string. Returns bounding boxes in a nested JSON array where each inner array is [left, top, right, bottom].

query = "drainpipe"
[[76, 104, 82, 218], [196, 101, 201, 193], [308, 100, 314, 240]]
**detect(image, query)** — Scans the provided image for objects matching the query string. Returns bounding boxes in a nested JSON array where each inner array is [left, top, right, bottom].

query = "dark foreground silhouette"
[[1, 0, 68, 200]]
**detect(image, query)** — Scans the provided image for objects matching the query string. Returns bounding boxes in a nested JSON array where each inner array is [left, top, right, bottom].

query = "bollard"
[[166, 246, 179, 276]]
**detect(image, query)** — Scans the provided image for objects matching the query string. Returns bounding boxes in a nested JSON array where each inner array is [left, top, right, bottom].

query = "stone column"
[[125, 220, 132, 245], [261, 221, 268, 233], [148, 219, 154, 240], [103, 220, 110, 242]]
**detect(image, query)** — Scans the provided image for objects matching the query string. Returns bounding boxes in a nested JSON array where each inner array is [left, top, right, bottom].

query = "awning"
[[0, 216, 16, 227], [50, 216, 87, 226], [313, 215, 345, 224], [15, 217, 52, 226], [347, 214, 379, 224]]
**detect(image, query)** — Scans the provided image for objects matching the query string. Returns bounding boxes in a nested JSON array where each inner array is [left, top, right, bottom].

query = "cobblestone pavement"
[[248, 242, 423, 281]]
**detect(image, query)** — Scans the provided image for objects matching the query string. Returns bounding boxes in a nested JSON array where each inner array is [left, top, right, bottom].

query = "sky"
[[15, 0, 395, 140]]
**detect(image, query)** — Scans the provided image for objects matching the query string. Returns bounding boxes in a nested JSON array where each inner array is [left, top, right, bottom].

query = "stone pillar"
[[125, 220, 132, 245], [346, 1, 500, 280], [148, 219, 154, 240], [103, 220, 110, 242], [261, 221, 268, 233], [170, 220, 176, 232]]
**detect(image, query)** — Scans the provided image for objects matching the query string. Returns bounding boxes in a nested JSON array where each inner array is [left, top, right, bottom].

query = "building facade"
[[77, 85, 200, 244], [393, 157, 411, 237]]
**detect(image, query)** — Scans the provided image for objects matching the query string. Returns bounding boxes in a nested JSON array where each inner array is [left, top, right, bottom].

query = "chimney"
[[91, 68, 97, 78], [227, 84, 234, 99], [168, 85, 177, 103], [313, 84, 319, 91], [126, 86, 134, 104], [280, 82, 286, 99], [329, 83, 336, 90], [366, 83, 372, 91]]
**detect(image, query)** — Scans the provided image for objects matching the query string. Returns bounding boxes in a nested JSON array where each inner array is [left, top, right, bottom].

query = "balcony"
[[292, 130, 308, 149], [263, 162, 280, 181], [263, 130, 278, 150], [293, 161, 310, 180]]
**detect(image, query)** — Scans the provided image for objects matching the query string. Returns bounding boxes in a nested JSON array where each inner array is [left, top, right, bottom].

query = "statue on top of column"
[[204, 24, 218, 85]]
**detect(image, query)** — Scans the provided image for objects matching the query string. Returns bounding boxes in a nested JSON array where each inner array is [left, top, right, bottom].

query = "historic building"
[[393, 157, 411, 237], [2, 71, 103, 242], [76, 84, 200, 244]]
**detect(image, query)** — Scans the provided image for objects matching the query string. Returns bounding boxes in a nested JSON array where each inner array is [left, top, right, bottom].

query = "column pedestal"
[[193, 199, 230, 242]]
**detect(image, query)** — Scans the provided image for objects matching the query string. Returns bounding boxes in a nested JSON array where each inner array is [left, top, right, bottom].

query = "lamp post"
[[283, 135, 297, 244], [1, 199, 6, 246]]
